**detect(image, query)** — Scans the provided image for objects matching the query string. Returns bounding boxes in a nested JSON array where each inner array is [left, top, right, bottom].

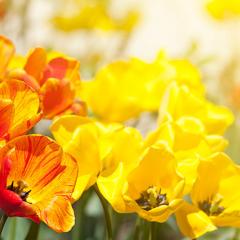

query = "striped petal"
[[0, 135, 78, 232], [0, 80, 41, 140]]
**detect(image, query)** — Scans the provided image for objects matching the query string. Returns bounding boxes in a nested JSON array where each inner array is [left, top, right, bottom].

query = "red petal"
[[0, 157, 11, 189]]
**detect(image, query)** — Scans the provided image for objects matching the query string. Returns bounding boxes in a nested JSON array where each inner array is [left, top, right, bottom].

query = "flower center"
[[136, 186, 169, 211], [198, 198, 225, 216], [7, 180, 31, 202]]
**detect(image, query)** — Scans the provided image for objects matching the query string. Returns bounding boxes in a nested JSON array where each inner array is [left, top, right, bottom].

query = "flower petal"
[[0, 99, 14, 139], [0, 135, 77, 231], [175, 201, 217, 239], [127, 143, 180, 195], [40, 78, 74, 119], [42, 57, 79, 83], [0, 156, 11, 189], [0, 135, 77, 200], [0, 80, 41, 139], [0, 156, 39, 222], [34, 196, 75, 232], [24, 48, 47, 84], [191, 152, 235, 204], [51, 115, 101, 200], [0, 35, 14, 77]]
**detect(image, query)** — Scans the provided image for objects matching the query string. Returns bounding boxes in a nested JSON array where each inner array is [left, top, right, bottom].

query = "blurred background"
[[1, 0, 240, 239]]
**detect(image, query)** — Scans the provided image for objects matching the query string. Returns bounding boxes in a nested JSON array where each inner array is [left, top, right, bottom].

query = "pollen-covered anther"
[[198, 197, 225, 216], [7, 180, 31, 202], [136, 186, 169, 211]]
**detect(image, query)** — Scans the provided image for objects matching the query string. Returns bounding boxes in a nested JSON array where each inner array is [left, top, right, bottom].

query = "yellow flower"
[[50, 115, 143, 201], [158, 83, 234, 135], [52, 0, 139, 32], [168, 59, 204, 94], [144, 119, 228, 194], [176, 152, 240, 238], [79, 52, 204, 122], [206, 0, 240, 20], [97, 142, 185, 222]]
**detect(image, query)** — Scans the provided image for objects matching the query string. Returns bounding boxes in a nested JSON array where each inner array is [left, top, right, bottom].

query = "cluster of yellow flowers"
[[206, 0, 240, 20], [0, 34, 237, 239], [52, 0, 139, 33]]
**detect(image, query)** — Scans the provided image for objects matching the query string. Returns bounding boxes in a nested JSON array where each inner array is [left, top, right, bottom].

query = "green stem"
[[133, 217, 141, 240], [232, 228, 240, 240], [94, 184, 113, 240], [148, 222, 152, 240], [24, 221, 40, 240], [9, 218, 17, 240], [72, 200, 84, 240], [0, 214, 8, 236], [149, 222, 157, 240], [72, 190, 92, 240]]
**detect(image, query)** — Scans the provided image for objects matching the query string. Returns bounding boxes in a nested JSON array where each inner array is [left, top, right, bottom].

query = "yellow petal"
[[174, 117, 205, 151], [176, 201, 217, 239], [203, 103, 234, 135], [51, 115, 101, 199], [0, 35, 14, 77], [99, 126, 143, 175], [158, 84, 233, 135], [127, 142, 183, 199], [191, 152, 234, 204], [97, 162, 128, 212], [170, 59, 204, 95], [144, 122, 175, 149]]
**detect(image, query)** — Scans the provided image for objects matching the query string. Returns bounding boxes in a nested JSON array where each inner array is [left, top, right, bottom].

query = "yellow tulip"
[[176, 152, 240, 238], [154, 52, 204, 95], [158, 83, 234, 135], [145, 119, 228, 194], [51, 115, 185, 223], [79, 52, 204, 122], [51, 115, 143, 201], [98, 142, 185, 222]]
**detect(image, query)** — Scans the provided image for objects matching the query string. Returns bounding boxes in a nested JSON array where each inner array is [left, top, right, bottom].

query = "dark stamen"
[[7, 181, 31, 203], [7, 181, 14, 191], [20, 190, 32, 201], [198, 198, 225, 216], [136, 186, 169, 211]]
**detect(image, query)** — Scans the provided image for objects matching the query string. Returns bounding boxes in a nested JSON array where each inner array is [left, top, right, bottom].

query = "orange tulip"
[[0, 135, 78, 232], [0, 35, 86, 119], [0, 80, 41, 144], [22, 48, 86, 119]]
